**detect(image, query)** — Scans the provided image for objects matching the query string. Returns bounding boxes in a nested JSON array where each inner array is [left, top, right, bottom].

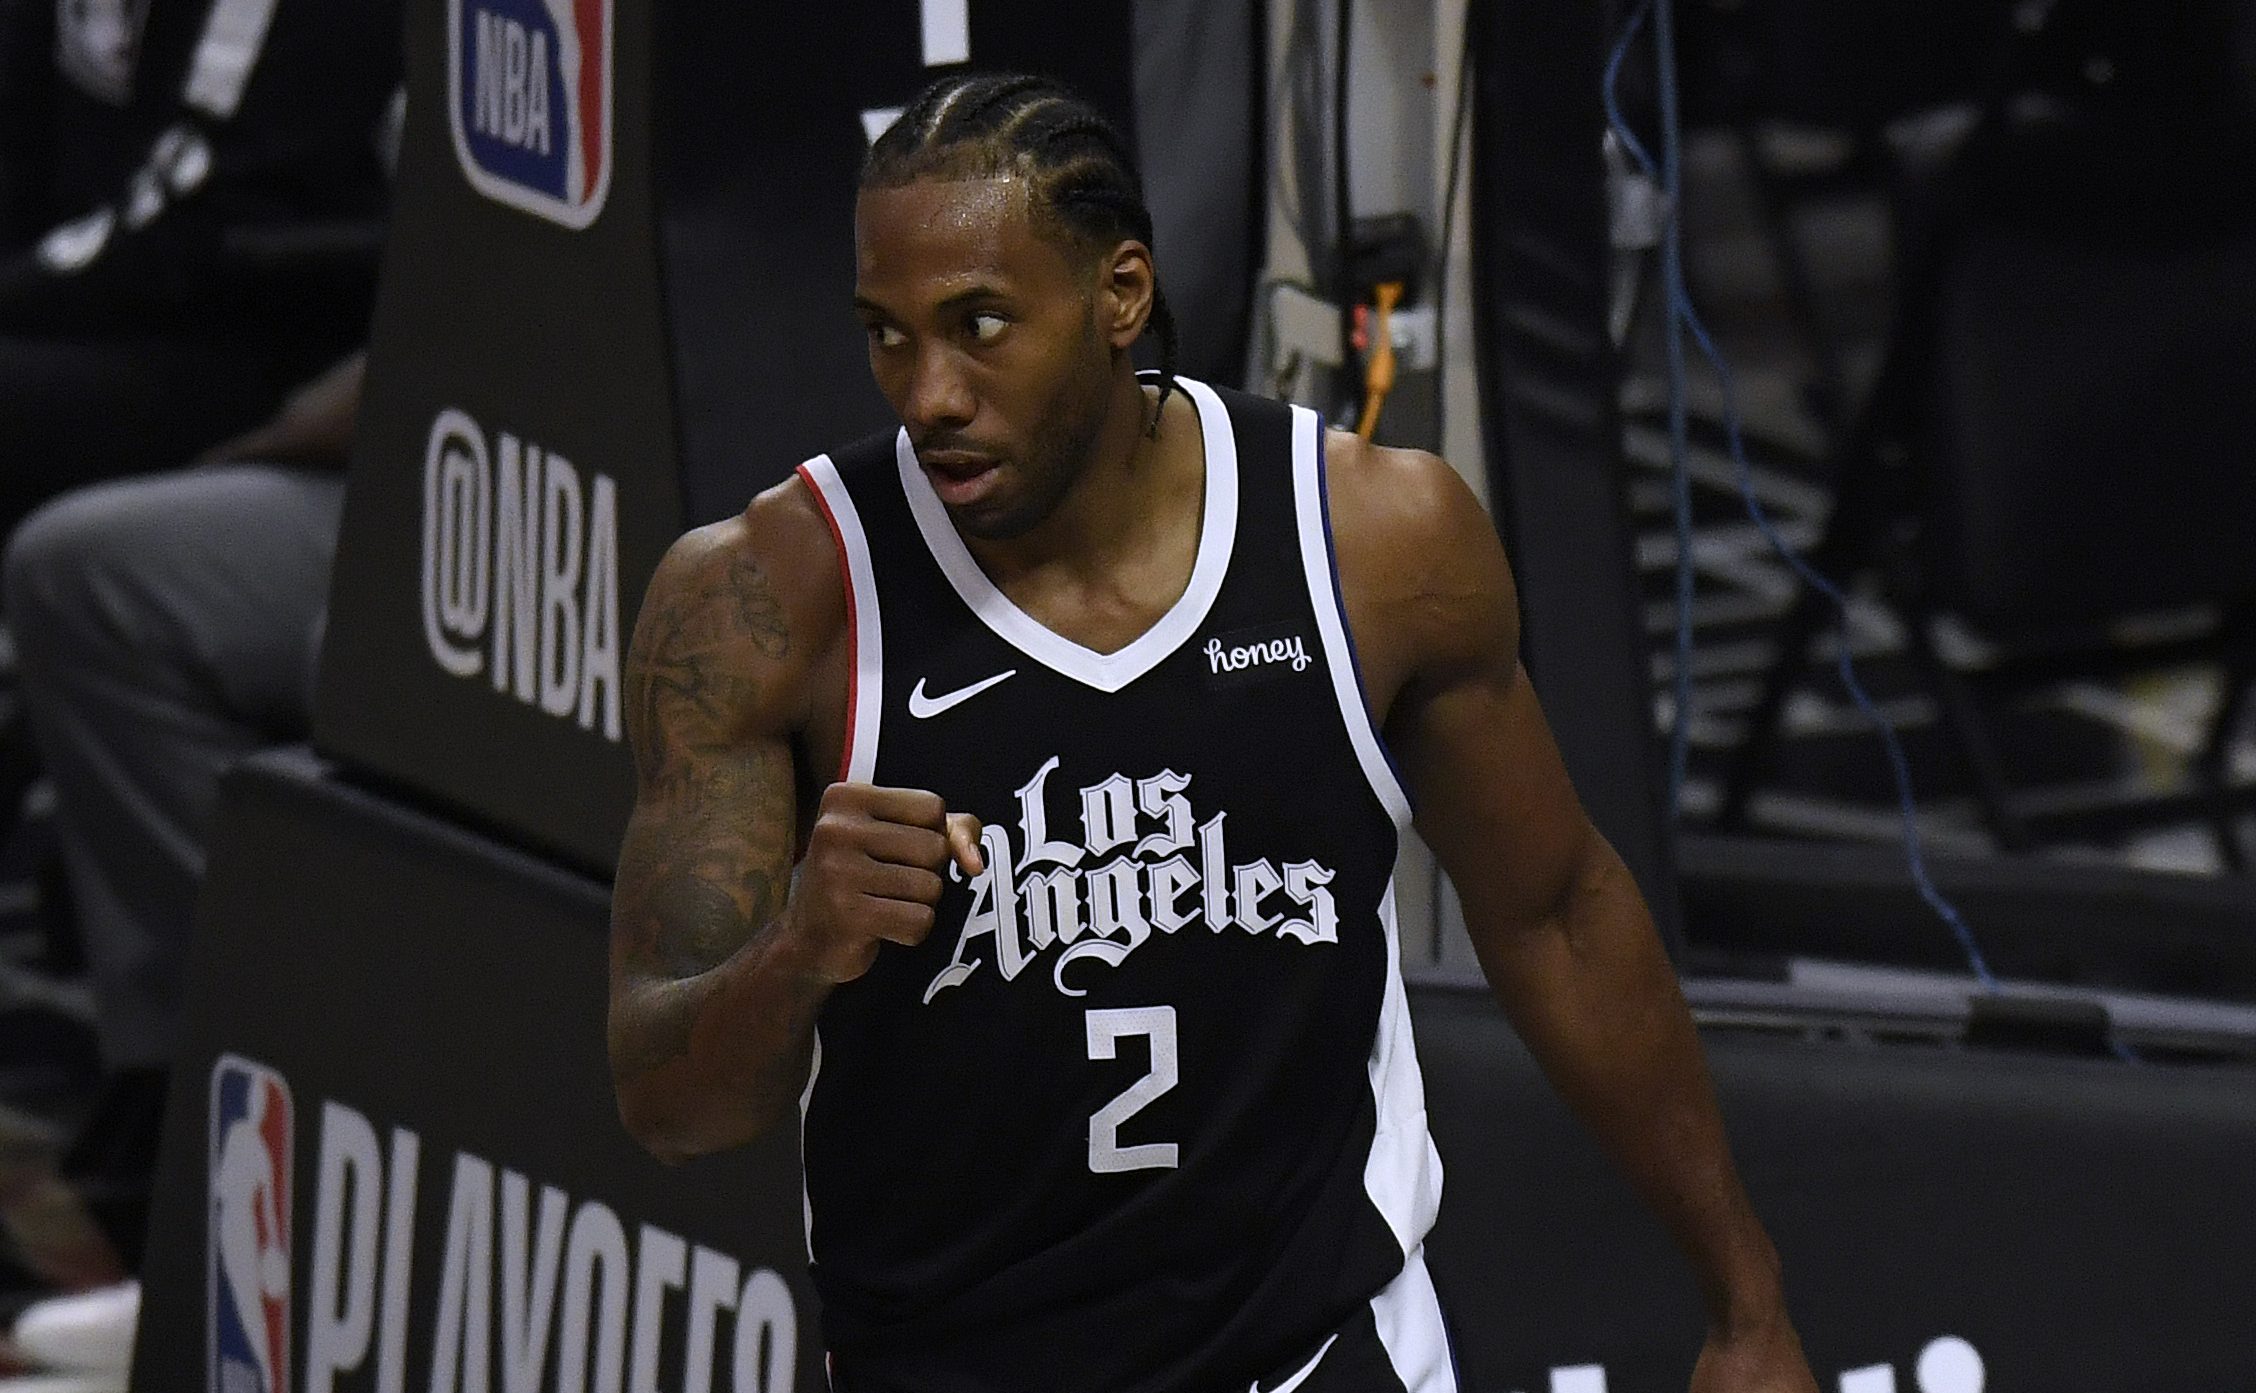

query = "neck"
[[963, 369, 1195, 585]]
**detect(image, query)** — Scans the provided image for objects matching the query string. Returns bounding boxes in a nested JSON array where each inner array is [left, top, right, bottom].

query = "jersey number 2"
[[1085, 1006, 1179, 1173]]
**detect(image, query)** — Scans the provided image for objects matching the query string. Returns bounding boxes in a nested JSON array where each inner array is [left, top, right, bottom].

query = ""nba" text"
[[925, 756, 1339, 1003], [420, 408, 623, 742], [469, 9, 552, 155]]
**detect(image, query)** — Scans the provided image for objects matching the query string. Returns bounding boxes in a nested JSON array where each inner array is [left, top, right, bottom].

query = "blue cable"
[[1655, 0, 1696, 819], [1602, 0, 2004, 997]]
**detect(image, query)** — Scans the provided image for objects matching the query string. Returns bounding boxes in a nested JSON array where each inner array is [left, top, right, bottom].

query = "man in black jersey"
[[608, 74, 1819, 1393]]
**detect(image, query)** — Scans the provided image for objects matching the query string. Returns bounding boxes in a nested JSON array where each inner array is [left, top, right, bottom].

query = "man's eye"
[[970, 314, 1008, 344], [868, 324, 906, 349]]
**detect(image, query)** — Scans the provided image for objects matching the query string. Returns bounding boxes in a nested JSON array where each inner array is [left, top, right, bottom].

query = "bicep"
[[1397, 650, 1597, 942], [622, 523, 794, 791], [1347, 451, 1599, 939]]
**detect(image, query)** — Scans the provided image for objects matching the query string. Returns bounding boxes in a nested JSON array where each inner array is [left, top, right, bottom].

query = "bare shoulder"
[[636, 476, 844, 672], [1321, 427, 1467, 523], [1322, 429, 1519, 695], [624, 475, 846, 780], [664, 472, 840, 604]]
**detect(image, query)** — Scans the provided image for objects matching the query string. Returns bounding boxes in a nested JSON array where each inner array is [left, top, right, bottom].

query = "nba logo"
[[448, 0, 613, 228], [208, 1055, 292, 1393]]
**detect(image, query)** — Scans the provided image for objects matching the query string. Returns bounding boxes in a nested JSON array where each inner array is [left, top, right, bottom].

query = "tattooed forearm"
[[608, 720, 815, 1149], [614, 857, 779, 981], [611, 855, 787, 1033], [607, 972, 710, 1085]]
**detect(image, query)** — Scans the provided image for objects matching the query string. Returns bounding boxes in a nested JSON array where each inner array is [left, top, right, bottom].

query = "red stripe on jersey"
[[798, 464, 858, 786]]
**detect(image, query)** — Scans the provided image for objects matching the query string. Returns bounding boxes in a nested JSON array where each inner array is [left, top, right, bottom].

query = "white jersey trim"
[[798, 1030, 822, 1261], [798, 455, 883, 783], [1371, 1245, 1458, 1393], [1362, 879, 1444, 1254], [183, 0, 281, 118], [1290, 408, 1415, 829], [1253, 1333, 1340, 1393], [895, 376, 1240, 694]]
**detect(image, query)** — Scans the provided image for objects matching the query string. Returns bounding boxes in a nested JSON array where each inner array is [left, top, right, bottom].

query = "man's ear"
[[1100, 239, 1155, 351]]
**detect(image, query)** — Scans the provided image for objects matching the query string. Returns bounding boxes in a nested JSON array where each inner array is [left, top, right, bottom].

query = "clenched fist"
[[784, 783, 983, 984]]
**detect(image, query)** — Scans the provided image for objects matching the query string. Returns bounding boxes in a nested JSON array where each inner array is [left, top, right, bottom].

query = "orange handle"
[[1358, 281, 1405, 441]]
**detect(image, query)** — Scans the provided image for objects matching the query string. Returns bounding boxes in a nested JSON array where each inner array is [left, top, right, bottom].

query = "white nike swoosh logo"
[[907, 669, 1018, 719], [1251, 1333, 1339, 1393]]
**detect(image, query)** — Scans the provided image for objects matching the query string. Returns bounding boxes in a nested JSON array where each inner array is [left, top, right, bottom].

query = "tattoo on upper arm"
[[729, 548, 790, 659], [625, 546, 791, 790]]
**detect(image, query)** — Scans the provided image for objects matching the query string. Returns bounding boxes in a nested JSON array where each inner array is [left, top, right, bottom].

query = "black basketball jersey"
[[794, 379, 1454, 1393]]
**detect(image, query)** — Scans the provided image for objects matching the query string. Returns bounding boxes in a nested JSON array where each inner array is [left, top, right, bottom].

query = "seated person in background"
[[0, 350, 361, 1335], [0, 0, 399, 540]]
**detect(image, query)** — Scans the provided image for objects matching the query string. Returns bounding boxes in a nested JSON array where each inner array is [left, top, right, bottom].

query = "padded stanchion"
[[132, 749, 817, 1391]]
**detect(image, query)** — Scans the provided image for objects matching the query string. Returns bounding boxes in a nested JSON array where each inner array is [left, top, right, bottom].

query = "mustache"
[[913, 434, 1002, 460]]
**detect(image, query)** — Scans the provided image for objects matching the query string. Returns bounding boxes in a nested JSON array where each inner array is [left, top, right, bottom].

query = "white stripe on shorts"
[[1372, 1245, 1458, 1393]]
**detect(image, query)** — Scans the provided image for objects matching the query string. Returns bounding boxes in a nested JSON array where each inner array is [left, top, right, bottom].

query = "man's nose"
[[905, 347, 976, 434]]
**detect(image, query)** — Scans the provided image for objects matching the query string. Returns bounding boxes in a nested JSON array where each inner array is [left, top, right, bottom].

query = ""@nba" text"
[[420, 409, 624, 742], [923, 756, 1341, 1003]]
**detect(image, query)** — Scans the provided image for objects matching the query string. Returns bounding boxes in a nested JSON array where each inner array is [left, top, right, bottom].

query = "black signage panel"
[[316, 0, 681, 873], [1419, 989, 2256, 1392], [131, 750, 817, 1392], [135, 760, 2256, 1391]]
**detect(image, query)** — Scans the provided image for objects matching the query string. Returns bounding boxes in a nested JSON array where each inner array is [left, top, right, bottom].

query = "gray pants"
[[3, 464, 345, 1068]]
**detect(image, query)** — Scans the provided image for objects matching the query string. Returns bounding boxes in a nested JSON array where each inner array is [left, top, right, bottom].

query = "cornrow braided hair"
[[864, 72, 1181, 432]]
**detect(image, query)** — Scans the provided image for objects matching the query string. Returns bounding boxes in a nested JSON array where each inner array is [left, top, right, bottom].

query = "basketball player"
[[607, 74, 1818, 1393]]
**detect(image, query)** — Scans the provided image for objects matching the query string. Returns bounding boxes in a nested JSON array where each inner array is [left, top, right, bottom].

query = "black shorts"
[[1247, 1249, 1460, 1393], [830, 1249, 1461, 1393]]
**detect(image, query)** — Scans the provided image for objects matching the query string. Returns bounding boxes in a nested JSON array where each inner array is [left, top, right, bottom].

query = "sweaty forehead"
[[854, 175, 1079, 301]]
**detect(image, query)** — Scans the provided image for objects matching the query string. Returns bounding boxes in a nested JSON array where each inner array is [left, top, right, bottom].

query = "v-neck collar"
[[895, 375, 1239, 694]]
